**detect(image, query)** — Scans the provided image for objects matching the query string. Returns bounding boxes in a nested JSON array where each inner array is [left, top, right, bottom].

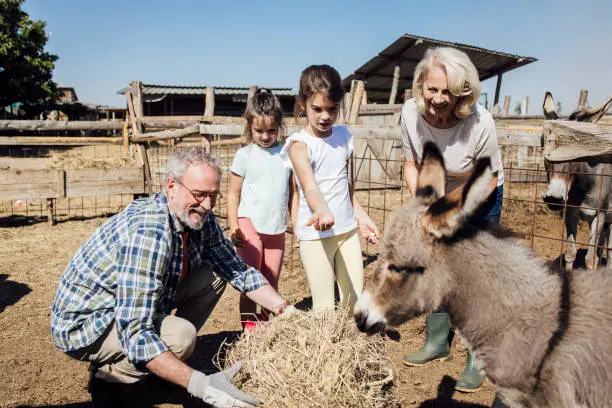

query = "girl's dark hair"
[[295, 65, 345, 119], [243, 88, 285, 143]]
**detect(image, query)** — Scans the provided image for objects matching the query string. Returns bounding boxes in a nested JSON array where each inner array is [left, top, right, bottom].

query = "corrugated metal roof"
[[343, 34, 537, 104], [117, 84, 297, 96]]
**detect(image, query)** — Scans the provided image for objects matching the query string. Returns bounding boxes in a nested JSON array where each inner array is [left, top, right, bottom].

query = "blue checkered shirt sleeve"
[[201, 214, 269, 292], [115, 222, 171, 364]]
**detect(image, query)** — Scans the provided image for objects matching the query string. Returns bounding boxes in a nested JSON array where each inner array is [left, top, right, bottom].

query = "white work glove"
[[279, 304, 298, 315], [188, 362, 260, 408]]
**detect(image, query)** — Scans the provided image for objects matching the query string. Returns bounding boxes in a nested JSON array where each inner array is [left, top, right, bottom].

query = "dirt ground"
[[0, 186, 591, 408]]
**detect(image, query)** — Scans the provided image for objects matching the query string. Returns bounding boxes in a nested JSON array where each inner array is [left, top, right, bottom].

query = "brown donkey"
[[354, 142, 612, 407]]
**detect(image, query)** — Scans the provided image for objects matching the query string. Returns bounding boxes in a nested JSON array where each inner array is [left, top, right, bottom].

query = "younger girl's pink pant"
[[236, 217, 285, 322]]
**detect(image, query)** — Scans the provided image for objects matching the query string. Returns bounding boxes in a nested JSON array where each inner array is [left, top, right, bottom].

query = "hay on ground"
[[221, 308, 401, 408]]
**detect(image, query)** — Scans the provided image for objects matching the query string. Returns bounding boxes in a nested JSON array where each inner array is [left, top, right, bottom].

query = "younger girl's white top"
[[281, 126, 357, 241], [231, 143, 291, 235]]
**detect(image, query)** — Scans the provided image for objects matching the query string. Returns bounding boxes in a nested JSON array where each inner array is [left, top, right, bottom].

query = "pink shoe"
[[243, 321, 258, 333]]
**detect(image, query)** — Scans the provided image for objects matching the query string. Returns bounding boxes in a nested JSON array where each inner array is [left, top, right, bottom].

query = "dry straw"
[[220, 308, 401, 408]]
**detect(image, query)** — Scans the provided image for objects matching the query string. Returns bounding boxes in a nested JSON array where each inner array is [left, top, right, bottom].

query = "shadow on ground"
[[418, 375, 490, 408], [16, 403, 91, 408], [0, 214, 112, 228], [547, 248, 607, 273], [0, 273, 31, 314]]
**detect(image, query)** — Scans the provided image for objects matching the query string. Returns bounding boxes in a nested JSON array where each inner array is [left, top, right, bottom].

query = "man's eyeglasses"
[[174, 178, 222, 202]]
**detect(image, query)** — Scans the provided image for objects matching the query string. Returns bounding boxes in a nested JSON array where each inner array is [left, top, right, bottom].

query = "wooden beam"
[[543, 120, 612, 162], [0, 169, 65, 200], [131, 125, 201, 142], [204, 87, 215, 116], [0, 136, 123, 146], [494, 73, 503, 106], [0, 120, 123, 131], [388, 64, 401, 104], [359, 104, 402, 115]]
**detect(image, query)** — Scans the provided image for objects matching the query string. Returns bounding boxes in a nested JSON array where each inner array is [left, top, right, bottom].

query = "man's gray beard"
[[179, 208, 208, 230]]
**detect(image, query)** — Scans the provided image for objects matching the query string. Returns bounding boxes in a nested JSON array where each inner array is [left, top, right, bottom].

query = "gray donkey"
[[542, 93, 612, 270], [354, 142, 612, 408]]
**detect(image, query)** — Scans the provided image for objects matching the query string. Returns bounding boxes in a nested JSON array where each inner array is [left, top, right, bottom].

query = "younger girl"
[[282, 65, 380, 312], [228, 88, 295, 327]]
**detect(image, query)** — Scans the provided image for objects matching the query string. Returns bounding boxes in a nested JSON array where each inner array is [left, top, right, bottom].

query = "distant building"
[[55, 87, 78, 104], [117, 85, 298, 117]]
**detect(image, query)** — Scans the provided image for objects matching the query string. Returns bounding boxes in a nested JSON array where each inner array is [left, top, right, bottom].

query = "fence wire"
[[1, 140, 610, 272]]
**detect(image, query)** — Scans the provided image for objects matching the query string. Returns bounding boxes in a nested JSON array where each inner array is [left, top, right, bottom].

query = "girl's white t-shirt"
[[230, 143, 291, 235], [401, 98, 504, 192], [281, 126, 357, 241]]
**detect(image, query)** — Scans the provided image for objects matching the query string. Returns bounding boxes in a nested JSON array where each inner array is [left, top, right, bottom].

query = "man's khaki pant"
[[68, 264, 226, 383]]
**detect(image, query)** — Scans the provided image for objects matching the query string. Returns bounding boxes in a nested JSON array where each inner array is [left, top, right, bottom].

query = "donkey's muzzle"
[[543, 194, 565, 211], [355, 311, 383, 334]]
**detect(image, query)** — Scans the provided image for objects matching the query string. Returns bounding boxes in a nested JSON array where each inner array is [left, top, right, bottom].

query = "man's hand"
[[188, 362, 260, 408], [230, 227, 245, 247]]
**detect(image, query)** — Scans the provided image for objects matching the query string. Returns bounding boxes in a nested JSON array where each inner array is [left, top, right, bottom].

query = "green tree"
[[0, 0, 58, 109]]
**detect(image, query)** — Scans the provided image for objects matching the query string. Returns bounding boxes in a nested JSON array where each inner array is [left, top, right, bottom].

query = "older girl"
[[282, 65, 380, 312]]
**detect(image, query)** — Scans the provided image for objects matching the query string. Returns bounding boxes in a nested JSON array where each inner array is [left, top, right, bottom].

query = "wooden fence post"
[[46, 198, 55, 226], [122, 119, 130, 154], [204, 87, 215, 117], [502, 96, 511, 116], [403, 89, 412, 102], [389, 64, 400, 104], [127, 83, 152, 195], [577, 89, 589, 110], [348, 80, 365, 125]]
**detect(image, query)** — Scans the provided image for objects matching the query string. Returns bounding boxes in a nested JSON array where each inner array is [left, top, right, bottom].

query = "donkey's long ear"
[[422, 158, 494, 238], [416, 142, 446, 200], [589, 96, 612, 123], [569, 96, 612, 123], [542, 91, 559, 120]]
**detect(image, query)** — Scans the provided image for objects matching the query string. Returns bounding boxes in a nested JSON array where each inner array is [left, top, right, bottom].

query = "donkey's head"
[[541, 92, 612, 209], [543, 160, 575, 210], [354, 142, 494, 336]]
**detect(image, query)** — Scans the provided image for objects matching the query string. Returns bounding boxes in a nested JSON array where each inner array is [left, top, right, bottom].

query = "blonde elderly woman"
[[400, 47, 505, 400]]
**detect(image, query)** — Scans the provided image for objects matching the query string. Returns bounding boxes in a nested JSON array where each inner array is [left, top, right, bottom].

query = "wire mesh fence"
[[1, 137, 610, 272]]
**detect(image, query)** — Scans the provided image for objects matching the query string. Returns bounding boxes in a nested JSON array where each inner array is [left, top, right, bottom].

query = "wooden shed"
[[343, 33, 537, 106]]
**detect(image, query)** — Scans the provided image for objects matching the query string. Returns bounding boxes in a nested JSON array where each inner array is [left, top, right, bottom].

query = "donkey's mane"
[[440, 217, 516, 245]]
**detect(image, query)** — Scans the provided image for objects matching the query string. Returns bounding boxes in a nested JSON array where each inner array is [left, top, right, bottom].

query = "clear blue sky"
[[23, 0, 612, 114]]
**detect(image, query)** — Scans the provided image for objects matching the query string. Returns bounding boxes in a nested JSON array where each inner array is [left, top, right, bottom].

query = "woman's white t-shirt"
[[401, 98, 504, 192], [281, 126, 357, 241], [230, 143, 291, 235]]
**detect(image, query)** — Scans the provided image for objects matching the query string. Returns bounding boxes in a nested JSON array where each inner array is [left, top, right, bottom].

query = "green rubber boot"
[[402, 312, 451, 366], [455, 348, 485, 393]]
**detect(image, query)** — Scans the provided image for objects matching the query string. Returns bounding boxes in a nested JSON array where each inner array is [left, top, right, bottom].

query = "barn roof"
[[116, 84, 297, 98], [343, 34, 537, 104]]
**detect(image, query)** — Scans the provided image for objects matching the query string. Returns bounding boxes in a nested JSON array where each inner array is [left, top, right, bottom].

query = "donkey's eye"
[[388, 264, 425, 274]]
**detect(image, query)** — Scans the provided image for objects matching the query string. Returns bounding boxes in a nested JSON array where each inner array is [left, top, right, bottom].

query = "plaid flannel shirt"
[[51, 192, 268, 364]]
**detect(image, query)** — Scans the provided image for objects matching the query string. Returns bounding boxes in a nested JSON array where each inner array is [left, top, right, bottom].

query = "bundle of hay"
[[221, 308, 401, 408]]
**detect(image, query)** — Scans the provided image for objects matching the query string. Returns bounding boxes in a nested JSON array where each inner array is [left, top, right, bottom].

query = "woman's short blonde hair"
[[412, 47, 481, 120]]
